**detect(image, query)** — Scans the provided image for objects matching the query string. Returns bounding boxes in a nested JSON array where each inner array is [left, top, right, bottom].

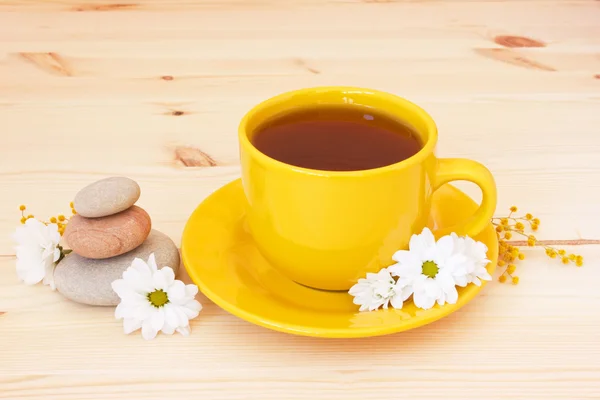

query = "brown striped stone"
[[64, 206, 151, 259]]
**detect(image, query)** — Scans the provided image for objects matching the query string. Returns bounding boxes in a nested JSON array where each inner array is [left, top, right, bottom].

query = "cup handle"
[[431, 158, 497, 238]]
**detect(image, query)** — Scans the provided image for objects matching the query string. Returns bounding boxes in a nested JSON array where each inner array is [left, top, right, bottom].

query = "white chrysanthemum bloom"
[[12, 218, 62, 290], [349, 268, 412, 312], [450, 233, 491, 286], [111, 254, 202, 340], [388, 228, 465, 310]]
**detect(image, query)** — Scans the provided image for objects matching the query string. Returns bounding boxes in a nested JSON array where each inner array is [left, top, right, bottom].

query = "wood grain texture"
[[1, 0, 600, 399]]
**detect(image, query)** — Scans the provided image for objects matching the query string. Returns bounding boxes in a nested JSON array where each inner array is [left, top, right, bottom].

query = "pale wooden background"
[[1, 0, 600, 399]]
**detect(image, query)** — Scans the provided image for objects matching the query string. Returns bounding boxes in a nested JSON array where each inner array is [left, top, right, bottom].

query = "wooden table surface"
[[1, 1, 600, 399]]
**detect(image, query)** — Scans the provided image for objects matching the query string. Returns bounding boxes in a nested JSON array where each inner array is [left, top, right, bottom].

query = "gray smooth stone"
[[73, 176, 141, 218], [54, 230, 180, 306]]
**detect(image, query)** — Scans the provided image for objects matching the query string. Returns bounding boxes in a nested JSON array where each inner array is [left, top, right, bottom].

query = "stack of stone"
[[54, 177, 180, 306]]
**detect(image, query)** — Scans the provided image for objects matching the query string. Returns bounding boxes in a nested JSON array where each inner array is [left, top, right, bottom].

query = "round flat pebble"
[[73, 176, 141, 218], [64, 205, 151, 259], [54, 230, 180, 306]]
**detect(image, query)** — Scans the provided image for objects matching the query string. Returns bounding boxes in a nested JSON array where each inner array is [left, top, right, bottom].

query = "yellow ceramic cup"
[[239, 87, 497, 291]]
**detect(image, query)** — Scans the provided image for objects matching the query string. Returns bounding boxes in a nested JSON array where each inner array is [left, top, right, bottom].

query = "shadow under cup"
[[237, 87, 443, 292]]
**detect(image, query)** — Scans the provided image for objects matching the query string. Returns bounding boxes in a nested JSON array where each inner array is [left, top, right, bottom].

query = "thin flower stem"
[[506, 239, 600, 247], [492, 216, 529, 222]]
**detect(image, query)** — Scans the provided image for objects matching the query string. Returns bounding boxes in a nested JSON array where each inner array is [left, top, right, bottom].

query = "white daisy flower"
[[111, 254, 202, 340], [388, 228, 462, 310], [12, 218, 62, 290], [450, 233, 492, 286], [349, 268, 412, 312]]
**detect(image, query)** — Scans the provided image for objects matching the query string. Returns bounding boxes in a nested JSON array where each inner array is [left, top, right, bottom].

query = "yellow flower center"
[[148, 289, 169, 308], [422, 260, 439, 278]]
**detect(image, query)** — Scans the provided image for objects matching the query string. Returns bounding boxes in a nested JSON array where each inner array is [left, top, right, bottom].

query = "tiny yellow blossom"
[[504, 232, 512, 240], [20, 217, 26, 224], [50, 217, 57, 223], [515, 222, 525, 230], [499, 275, 507, 283], [507, 264, 516, 274], [561, 257, 569, 264], [510, 206, 518, 212], [58, 215, 66, 221], [558, 249, 566, 256], [512, 276, 519, 285], [498, 260, 506, 267], [532, 218, 540, 225], [496, 225, 503, 233], [525, 213, 533, 220], [19, 205, 26, 211], [518, 253, 525, 260]]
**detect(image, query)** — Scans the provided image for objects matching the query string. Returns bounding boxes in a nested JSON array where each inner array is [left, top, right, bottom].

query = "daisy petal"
[[390, 293, 404, 309], [161, 323, 176, 335], [153, 270, 169, 291], [52, 247, 61, 263], [160, 267, 175, 287], [388, 261, 420, 278], [115, 302, 128, 319], [410, 227, 435, 253], [147, 253, 158, 272], [436, 235, 454, 259], [400, 284, 414, 301], [182, 300, 202, 319], [184, 284, 199, 298], [122, 267, 142, 286], [43, 262, 56, 290], [477, 269, 492, 282], [111, 279, 127, 297], [150, 308, 165, 332], [123, 318, 142, 335], [391, 250, 412, 264], [141, 319, 158, 340], [164, 305, 180, 328], [166, 280, 186, 303], [176, 325, 191, 336], [132, 303, 154, 321], [454, 275, 469, 287], [424, 279, 442, 298], [111, 279, 147, 302], [172, 306, 190, 327], [130, 258, 151, 276], [17, 260, 45, 285], [445, 285, 459, 304], [413, 289, 436, 310]]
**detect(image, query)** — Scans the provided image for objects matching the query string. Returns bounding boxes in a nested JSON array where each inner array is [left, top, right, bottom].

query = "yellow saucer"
[[181, 179, 498, 338]]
